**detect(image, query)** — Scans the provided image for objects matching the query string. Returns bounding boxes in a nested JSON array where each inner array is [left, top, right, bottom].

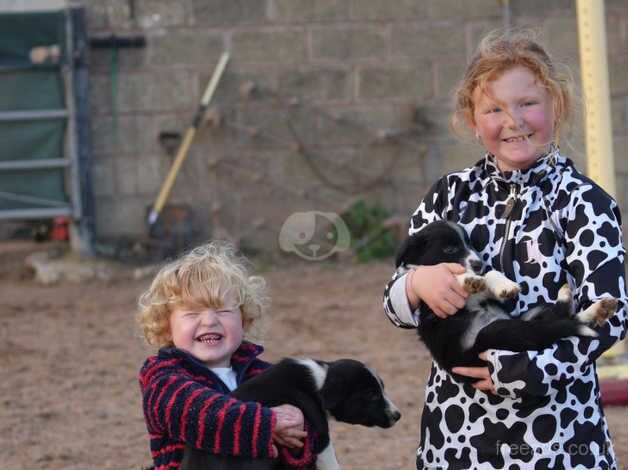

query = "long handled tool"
[[147, 52, 230, 227]]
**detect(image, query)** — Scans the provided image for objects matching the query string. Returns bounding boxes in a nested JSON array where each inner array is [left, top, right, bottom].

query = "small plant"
[[341, 201, 396, 262]]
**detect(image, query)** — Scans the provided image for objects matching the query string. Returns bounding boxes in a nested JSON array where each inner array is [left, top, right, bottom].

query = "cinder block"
[[106, 0, 134, 30], [313, 105, 402, 147], [310, 26, 388, 61], [613, 137, 628, 173], [350, 0, 427, 20], [198, 67, 278, 107], [609, 60, 628, 95], [509, 0, 575, 17], [82, 0, 108, 31], [89, 75, 111, 115], [606, 14, 624, 57], [273, 0, 350, 21], [231, 29, 306, 64], [114, 157, 137, 196], [92, 71, 193, 114], [149, 31, 225, 66], [277, 67, 351, 102], [89, 48, 149, 73], [391, 23, 465, 62], [92, 157, 115, 197], [229, 103, 294, 150], [119, 72, 193, 111], [543, 17, 579, 63], [136, 156, 165, 196], [191, 0, 267, 25], [610, 97, 625, 135], [435, 62, 466, 100], [91, 115, 158, 156], [439, 141, 481, 174], [413, 102, 455, 138], [280, 148, 320, 189], [135, 0, 187, 28], [467, 21, 505, 59], [96, 196, 147, 236], [429, 0, 499, 18], [358, 66, 431, 100]]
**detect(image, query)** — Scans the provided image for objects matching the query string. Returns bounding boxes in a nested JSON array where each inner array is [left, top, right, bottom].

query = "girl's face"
[[471, 65, 555, 172], [168, 295, 244, 368]]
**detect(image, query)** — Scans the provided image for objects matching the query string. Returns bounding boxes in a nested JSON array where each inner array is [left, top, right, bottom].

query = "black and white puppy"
[[181, 358, 401, 470], [395, 220, 617, 381]]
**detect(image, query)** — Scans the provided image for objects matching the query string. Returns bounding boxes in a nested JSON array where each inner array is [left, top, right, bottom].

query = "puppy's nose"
[[391, 410, 401, 422]]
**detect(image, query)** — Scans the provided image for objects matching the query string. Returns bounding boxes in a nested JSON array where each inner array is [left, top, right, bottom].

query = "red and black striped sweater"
[[139, 342, 317, 470]]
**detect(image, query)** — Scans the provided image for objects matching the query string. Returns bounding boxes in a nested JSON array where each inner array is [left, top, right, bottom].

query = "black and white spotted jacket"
[[383, 149, 627, 469]]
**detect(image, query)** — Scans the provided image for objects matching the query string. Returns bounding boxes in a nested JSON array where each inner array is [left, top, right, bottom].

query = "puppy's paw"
[[497, 284, 520, 299], [577, 298, 618, 327], [493, 279, 520, 299], [557, 284, 572, 302], [593, 299, 618, 326], [484, 271, 520, 299], [462, 275, 486, 294]]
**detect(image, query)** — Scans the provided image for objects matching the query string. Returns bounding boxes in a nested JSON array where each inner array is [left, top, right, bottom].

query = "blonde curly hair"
[[451, 28, 575, 144], [138, 241, 268, 348]]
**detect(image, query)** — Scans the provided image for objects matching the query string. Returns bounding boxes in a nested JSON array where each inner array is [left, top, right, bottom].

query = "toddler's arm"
[[271, 404, 307, 453], [140, 356, 276, 459]]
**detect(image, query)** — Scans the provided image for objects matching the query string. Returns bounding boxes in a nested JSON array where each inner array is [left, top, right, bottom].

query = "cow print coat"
[[383, 149, 627, 469]]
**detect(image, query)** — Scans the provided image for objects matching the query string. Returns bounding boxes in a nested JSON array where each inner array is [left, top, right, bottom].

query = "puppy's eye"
[[443, 246, 458, 254]]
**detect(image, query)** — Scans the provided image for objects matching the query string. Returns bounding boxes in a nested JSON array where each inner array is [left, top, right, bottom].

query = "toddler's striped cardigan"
[[139, 342, 317, 470]]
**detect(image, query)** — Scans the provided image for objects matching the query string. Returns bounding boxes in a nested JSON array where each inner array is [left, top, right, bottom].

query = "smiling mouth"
[[195, 333, 222, 344], [503, 134, 533, 143]]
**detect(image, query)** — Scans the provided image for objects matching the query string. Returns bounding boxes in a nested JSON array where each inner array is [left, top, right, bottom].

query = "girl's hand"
[[270, 404, 307, 450], [452, 352, 497, 394], [407, 263, 468, 317]]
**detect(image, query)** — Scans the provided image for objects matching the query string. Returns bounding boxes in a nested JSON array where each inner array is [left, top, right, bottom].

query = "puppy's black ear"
[[320, 376, 343, 410], [395, 236, 411, 268], [395, 232, 425, 268]]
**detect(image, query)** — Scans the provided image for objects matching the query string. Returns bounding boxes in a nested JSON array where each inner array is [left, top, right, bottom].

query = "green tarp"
[[0, 10, 69, 213]]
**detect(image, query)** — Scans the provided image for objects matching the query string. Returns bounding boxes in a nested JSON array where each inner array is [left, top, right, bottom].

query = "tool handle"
[[201, 52, 229, 106], [148, 52, 230, 226]]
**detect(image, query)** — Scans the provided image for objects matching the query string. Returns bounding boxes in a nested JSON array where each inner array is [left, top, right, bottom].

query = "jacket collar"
[[159, 340, 264, 376], [482, 143, 561, 188]]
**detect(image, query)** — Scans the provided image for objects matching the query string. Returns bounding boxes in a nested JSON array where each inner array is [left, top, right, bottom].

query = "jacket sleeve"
[[383, 177, 450, 328], [140, 357, 276, 459], [487, 184, 628, 399]]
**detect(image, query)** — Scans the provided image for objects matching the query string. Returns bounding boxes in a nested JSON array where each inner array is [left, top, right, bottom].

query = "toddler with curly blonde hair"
[[138, 241, 318, 470]]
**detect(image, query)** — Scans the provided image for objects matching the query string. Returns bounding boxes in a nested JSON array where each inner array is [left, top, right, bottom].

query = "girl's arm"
[[140, 357, 276, 459], [383, 177, 460, 326], [486, 186, 628, 399]]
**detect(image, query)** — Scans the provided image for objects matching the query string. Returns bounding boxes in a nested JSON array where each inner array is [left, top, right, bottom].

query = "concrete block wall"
[[79, 0, 628, 252]]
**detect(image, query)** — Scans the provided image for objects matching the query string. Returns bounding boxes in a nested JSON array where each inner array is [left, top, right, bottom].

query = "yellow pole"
[[576, 1, 623, 357], [576, 0, 616, 198]]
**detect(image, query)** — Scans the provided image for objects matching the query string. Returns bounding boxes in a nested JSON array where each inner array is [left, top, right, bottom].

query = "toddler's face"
[[471, 65, 555, 172], [168, 295, 244, 368]]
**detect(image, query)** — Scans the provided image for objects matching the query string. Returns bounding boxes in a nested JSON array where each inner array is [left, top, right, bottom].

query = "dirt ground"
[[1, 242, 627, 469]]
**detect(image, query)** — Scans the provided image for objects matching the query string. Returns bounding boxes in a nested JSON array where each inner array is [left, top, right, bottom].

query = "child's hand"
[[407, 263, 468, 317], [452, 352, 497, 394], [271, 404, 307, 451]]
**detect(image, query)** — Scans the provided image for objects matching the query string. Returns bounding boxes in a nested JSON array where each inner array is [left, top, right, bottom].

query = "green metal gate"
[[0, 6, 94, 251]]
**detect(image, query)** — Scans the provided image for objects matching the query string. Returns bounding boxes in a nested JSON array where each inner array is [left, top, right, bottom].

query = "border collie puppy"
[[395, 220, 617, 381], [181, 358, 401, 470]]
